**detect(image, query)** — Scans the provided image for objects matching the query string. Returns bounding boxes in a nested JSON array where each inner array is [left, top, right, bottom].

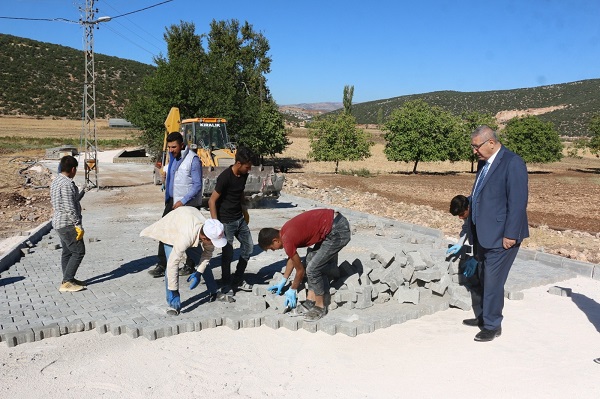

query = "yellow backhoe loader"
[[153, 107, 284, 199]]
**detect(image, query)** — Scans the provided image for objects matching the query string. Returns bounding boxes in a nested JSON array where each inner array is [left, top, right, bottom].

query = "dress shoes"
[[462, 318, 483, 328], [474, 328, 502, 342]]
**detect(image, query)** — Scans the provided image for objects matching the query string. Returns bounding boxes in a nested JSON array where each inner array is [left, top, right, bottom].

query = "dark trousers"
[[306, 213, 351, 296], [56, 226, 86, 283], [221, 217, 253, 281], [473, 228, 520, 330], [157, 198, 195, 268]]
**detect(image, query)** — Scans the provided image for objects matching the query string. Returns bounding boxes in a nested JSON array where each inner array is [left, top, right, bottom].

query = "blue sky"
[[1, 0, 599, 105]]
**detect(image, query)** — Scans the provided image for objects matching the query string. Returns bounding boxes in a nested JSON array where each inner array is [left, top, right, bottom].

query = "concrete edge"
[[517, 248, 597, 278], [0, 220, 52, 273]]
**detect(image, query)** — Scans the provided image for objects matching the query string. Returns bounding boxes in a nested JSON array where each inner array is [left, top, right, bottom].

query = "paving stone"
[[281, 317, 300, 331], [394, 286, 420, 304], [262, 315, 280, 330], [225, 317, 241, 330], [505, 290, 524, 300], [319, 322, 337, 335], [337, 324, 357, 337], [413, 268, 442, 283], [123, 325, 139, 338], [407, 252, 428, 270], [370, 245, 395, 268], [548, 286, 572, 297], [3, 329, 35, 347], [431, 274, 451, 295], [302, 321, 318, 333]]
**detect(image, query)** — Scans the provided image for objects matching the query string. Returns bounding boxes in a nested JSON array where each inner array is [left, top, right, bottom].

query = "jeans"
[[221, 217, 253, 281], [157, 198, 195, 268], [306, 213, 351, 296], [163, 244, 217, 310], [56, 226, 86, 283]]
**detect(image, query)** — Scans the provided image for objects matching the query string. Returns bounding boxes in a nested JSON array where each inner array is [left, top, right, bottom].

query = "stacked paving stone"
[[253, 238, 474, 314]]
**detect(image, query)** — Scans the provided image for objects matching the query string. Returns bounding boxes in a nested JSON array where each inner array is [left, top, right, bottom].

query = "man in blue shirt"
[[148, 132, 203, 278]]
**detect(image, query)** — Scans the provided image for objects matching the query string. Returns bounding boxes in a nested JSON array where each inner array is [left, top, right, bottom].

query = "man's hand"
[[463, 258, 478, 277], [75, 226, 84, 241], [446, 244, 462, 255], [503, 237, 517, 249], [187, 271, 202, 290], [243, 209, 250, 224], [173, 200, 184, 209], [267, 278, 286, 295], [284, 289, 297, 309], [166, 289, 181, 309]]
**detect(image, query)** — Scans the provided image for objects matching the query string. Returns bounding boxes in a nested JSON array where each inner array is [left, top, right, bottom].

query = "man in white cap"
[[140, 206, 233, 315]]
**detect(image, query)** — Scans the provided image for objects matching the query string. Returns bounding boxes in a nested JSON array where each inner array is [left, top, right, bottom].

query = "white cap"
[[203, 219, 227, 248]]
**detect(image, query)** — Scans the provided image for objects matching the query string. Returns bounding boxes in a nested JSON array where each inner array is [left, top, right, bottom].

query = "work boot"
[[179, 263, 195, 276], [148, 264, 166, 277]]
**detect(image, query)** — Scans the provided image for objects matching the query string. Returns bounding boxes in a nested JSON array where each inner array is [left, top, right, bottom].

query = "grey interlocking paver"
[[1, 188, 597, 347]]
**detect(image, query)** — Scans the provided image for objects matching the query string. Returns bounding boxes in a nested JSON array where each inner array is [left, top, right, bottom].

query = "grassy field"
[[0, 117, 140, 154]]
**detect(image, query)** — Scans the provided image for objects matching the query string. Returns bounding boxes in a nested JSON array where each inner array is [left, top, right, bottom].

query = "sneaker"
[[299, 300, 315, 312], [148, 264, 166, 277], [209, 292, 236, 303], [303, 305, 327, 322], [179, 264, 195, 276], [73, 278, 87, 286], [59, 281, 85, 292], [166, 307, 180, 316], [231, 275, 253, 292]]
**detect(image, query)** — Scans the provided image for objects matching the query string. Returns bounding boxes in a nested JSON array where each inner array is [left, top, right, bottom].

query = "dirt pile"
[[0, 154, 53, 240]]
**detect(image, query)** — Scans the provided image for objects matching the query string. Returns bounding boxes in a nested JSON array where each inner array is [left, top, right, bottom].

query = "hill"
[[349, 80, 600, 136], [1, 34, 598, 135], [0, 33, 154, 119]]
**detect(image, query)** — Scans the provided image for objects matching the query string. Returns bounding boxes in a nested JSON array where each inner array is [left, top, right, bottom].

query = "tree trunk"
[[413, 159, 419, 174], [335, 160, 339, 174]]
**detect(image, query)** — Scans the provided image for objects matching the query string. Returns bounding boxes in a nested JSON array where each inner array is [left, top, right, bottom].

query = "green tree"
[[308, 111, 373, 174], [460, 111, 498, 172], [501, 115, 563, 163], [588, 114, 600, 156], [343, 85, 354, 115], [383, 99, 463, 174], [251, 98, 290, 162], [125, 20, 287, 158]]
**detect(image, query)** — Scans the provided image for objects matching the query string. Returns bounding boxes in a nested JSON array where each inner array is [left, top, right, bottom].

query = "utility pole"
[[81, 0, 98, 188]]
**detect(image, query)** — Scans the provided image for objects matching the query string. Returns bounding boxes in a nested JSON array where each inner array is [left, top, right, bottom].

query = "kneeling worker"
[[258, 209, 351, 322], [140, 206, 230, 315]]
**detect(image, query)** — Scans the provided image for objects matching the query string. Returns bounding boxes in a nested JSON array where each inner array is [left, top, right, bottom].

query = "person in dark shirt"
[[208, 147, 254, 291], [258, 208, 351, 322]]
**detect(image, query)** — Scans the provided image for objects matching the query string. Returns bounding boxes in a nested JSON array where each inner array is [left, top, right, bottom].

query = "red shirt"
[[280, 209, 334, 258]]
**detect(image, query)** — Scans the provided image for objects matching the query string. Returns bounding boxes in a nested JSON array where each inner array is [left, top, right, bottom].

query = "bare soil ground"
[[1, 118, 599, 263]]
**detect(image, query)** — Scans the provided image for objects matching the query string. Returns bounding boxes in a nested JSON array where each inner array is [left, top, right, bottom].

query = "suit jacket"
[[471, 146, 529, 249]]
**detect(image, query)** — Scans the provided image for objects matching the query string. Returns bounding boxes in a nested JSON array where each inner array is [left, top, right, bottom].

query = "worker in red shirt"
[[258, 209, 351, 322]]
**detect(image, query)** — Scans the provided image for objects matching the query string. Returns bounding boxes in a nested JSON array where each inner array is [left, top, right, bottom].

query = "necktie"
[[471, 162, 489, 225]]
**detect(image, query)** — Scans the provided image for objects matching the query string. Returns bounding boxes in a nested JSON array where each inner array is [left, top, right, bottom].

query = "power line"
[[111, 0, 174, 20]]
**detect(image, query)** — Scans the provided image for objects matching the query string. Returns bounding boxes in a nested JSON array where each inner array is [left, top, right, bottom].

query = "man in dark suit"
[[464, 125, 529, 342]]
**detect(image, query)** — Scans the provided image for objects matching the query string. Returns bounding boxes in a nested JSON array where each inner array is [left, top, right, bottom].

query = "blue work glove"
[[284, 289, 297, 309], [446, 244, 462, 255], [166, 289, 181, 310], [267, 278, 286, 295], [463, 258, 478, 278], [187, 271, 202, 290]]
